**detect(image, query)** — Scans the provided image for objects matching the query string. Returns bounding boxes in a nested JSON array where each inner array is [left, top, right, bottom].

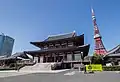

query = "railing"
[[17, 61, 37, 70], [17, 60, 35, 65]]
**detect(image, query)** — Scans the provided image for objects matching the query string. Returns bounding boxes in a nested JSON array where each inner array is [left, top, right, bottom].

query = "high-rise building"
[[0, 34, 14, 57]]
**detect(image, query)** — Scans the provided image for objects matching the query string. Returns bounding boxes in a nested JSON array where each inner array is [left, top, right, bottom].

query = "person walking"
[[84, 65, 87, 74]]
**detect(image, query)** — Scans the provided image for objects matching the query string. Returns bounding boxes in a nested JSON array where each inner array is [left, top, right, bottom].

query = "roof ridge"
[[44, 31, 77, 41], [47, 31, 76, 38]]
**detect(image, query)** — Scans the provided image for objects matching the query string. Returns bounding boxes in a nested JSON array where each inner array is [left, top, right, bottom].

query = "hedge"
[[102, 66, 120, 71], [0, 68, 16, 71]]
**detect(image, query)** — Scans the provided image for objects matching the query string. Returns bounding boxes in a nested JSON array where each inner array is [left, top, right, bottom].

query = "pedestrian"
[[84, 65, 87, 74]]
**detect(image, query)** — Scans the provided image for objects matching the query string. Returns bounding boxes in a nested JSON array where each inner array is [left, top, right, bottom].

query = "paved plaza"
[[0, 70, 120, 82]]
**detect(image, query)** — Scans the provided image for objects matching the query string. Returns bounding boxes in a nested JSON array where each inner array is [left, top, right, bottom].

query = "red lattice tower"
[[91, 8, 107, 55]]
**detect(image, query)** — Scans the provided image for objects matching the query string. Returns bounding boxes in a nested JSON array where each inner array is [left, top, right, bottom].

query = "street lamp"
[[89, 56, 91, 65], [79, 52, 83, 72], [81, 52, 83, 64]]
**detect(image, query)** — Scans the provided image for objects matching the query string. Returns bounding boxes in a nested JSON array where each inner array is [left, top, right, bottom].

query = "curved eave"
[[106, 44, 120, 55], [30, 34, 84, 48], [103, 44, 120, 58], [104, 53, 120, 58], [25, 44, 90, 57]]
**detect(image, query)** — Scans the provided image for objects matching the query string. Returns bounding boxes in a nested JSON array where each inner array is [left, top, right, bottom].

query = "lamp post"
[[89, 56, 91, 65], [81, 52, 83, 64], [15, 57, 17, 70], [79, 52, 83, 72]]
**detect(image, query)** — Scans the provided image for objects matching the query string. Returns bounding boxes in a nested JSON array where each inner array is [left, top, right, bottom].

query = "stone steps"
[[20, 63, 55, 71]]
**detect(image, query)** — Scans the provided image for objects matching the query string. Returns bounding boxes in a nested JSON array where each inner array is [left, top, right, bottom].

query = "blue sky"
[[0, 0, 120, 55]]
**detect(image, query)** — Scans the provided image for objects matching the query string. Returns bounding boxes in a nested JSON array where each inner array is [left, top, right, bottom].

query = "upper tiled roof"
[[44, 31, 76, 41]]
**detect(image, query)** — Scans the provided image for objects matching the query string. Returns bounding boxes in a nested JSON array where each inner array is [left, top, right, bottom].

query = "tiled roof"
[[45, 32, 76, 41], [0, 52, 29, 60], [12, 52, 29, 59], [106, 53, 120, 57], [106, 44, 120, 55], [84, 56, 92, 60], [104, 44, 120, 58], [25, 44, 90, 58]]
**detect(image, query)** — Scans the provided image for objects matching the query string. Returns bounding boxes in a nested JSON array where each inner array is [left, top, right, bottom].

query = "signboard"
[[86, 64, 103, 71]]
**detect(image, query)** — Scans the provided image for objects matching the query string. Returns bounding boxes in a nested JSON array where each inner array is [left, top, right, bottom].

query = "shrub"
[[103, 66, 120, 71], [91, 53, 103, 64]]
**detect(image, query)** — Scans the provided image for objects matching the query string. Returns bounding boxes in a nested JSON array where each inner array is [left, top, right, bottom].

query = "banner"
[[86, 64, 103, 71]]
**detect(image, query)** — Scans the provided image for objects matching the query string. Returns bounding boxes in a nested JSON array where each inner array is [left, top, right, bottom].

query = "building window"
[[55, 43, 61, 48], [44, 45, 48, 49], [74, 53, 81, 61], [61, 42, 67, 48], [68, 42, 73, 47], [67, 54, 72, 61], [49, 44, 54, 48]]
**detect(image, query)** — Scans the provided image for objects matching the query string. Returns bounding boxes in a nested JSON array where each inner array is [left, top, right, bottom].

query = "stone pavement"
[[0, 69, 70, 78], [0, 70, 120, 82]]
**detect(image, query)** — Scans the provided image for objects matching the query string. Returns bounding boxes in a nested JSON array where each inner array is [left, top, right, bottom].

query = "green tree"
[[91, 53, 103, 64]]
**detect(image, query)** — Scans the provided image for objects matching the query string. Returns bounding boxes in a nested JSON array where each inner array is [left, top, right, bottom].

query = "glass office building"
[[0, 34, 14, 57]]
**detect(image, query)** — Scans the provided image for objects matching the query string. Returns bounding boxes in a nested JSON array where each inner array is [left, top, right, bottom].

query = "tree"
[[91, 53, 103, 64]]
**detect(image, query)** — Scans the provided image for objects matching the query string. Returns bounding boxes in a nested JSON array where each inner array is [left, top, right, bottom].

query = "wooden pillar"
[[72, 52, 75, 61], [63, 53, 65, 61], [56, 53, 61, 62], [56, 53, 59, 62], [34, 55, 38, 63], [54, 53, 56, 62], [58, 53, 61, 62], [47, 43, 49, 49], [53, 42, 55, 48], [38, 56, 40, 63], [64, 52, 67, 61], [66, 41, 68, 47], [46, 55, 48, 62], [50, 53, 52, 62], [59, 41, 62, 48], [43, 55, 45, 63], [73, 41, 75, 46]]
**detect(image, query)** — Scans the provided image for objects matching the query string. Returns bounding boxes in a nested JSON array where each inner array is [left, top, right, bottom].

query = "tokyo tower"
[[91, 8, 107, 55]]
